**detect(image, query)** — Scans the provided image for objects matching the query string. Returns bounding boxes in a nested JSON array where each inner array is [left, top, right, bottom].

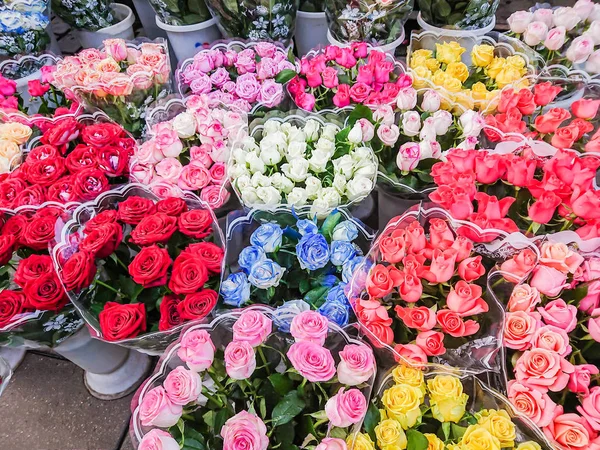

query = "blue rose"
[[250, 223, 283, 252], [296, 232, 330, 271], [221, 272, 251, 307], [332, 220, 359, 242], [342, 256, 366, 283], [330, 240, 356, 266], [297, 219, 318, 236], [273, 300, 310, 332], [238, 245, 266, 273], [248, 259, 285, 289], [0, 11, 25, 33], [23, 11, 49, 31], [318, 285, 351, 327]]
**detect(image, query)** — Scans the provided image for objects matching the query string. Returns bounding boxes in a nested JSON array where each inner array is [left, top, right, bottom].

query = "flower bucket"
[[76, 3, 135, 49], [155, 16, 222, 62], [326, 28, 405, 54], [294, 11, 328, 56]]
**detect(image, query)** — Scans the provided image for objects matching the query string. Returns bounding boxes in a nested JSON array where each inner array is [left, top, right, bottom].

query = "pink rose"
[[374, 61, 394, 84], [235, 73, 261, 103], [224, 340, 256, 380], [287, 340, 335, 382], [221, 411, 268, 450], [178, 162, 211, 191], [393, 343, 428, 367], [322, 67, 339, 89], [137, 140, 164, 165], [507, 380, 557, 428], [337, 344, 375, 386], [155, 128, 183, 158], [333, 84, 350, 108], [507, 284, 541, 312], [357, 118, 375, 142], [504, 311, 539, 350], [530, 265, 568, 297], [290, 310, 329, 345], [138, 429, 179, 450], [209, 162, 227, 184], [177, 329, 215, 372], [193, 53, 215, 73], [189, 145, 213, 168], [163, 366, 202, 406], [232, 309, 272, 347], [154, 158, 183, 184], [131, 163, 155, 184], [139, 386, 182, 428], [315, 438, 348, 450], [415, 330, 446, 356], [210, 67, 230, 88], [234, 55, 256, 75], [349, 82, 372, 103], [514, 348, 574, 392], [396, 87, 418, 110], [545, 26, 567, 51], [377, 124, 400, 146], [198, 121, 225, 146], [200, 184, 229, 209], [544, 412, 593, 450], [531, 325, 572, 356], [588, 308, 600, 342], [256, 57, 279, 80], [569, 364, 600, 396], [394, 306, 436, 332], [104, 38, 128, 62], [254, 43, 277, 58], [324, 388, 367, 427], [437, 310, 479, 338], [189, 74, 212, 95], [446, 281, 488, 316], [567, 36, 595, 64], [373, 104, 395, 126], [539, 242, 584, 274], [538, 299, 578, 333], [259, 79, 283, 108], [296, 91, 316, 111]]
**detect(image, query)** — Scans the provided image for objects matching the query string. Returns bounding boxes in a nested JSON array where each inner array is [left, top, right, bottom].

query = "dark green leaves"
[[271, 391, 306, 426], [320, 211, 342, 240], [275, 69, 298, 84], [407, 429, 430, 450], [269, 373, 294, 396], [363, 402, 380, 441], [348, 104, 374, 126]]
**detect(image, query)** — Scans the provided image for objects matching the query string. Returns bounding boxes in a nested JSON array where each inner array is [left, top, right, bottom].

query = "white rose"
[[508, 10, 533, 33], [287, 141, 307, 159], [333, 173, 347, 194], [533, 8, 554, 27], [574, 0, 595, 20], [172, 112, 197, 138], [460, 110, 484, 137], [419, 118, 437, 141], [553, 7, 581, 31], [281, 158, 309, 182], [345, 177, 373, 201], [242, 136, 260, 152], [246, 150, 266, 174], [264, 119, 281, 134], [591, 4, 600, 21], [232, 147, 248, 164], [286, 125, 306, 143], [311, 198, 331, 217], [584, 21, 600, 45], [260, 131, 287, 153], [353, 159, 377, 179], [260, 145, 283, 165], [523, 21, 549, 46], [321, 187, 342, 207], [421, 90, 441, 112], [586, 49, 600, 73], [315, 137, 335, 155], [566, 35, 595, 63], [305, 176, 322, 199], [304, 119, 321, 141], [419, 140, 442, 160], [256, 186, 282, 206], [372, 104, 395, 126], [431, 110, 453, 135], [229, 163, 249, 179], [251, 172, 272, 187], [456, 136, 479, 150], [0, 158, 9, 174], [236, 174, 252, 191], [402, 111, 421, 137], [241, 187, 259, 204], [396, 87, 417, 110], [544, 26, 567, 51], [322, 124, 340, 141], [287, 187, 308, 206], [271, 173, 294, 194], [333, 154, 355, 178], [308, 150, 331, 173], [347, 123, 363, 144], [352, 146, 374, 162]]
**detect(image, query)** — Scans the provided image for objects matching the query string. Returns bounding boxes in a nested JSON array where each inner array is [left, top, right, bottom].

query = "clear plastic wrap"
[[417, 0, 499, 30], [0, 356, 11, 397]]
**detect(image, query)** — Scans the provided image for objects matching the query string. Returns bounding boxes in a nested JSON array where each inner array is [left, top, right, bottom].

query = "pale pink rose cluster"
[[221, 410, 269, 450], [180, 43, 294, 111]]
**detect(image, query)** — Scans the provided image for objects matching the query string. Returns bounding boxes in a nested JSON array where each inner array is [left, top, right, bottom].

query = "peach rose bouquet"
[[131, 308, 376, 450]]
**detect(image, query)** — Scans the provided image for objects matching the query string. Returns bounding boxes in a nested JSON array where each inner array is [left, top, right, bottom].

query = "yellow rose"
[[424, 433, 445, 450], [381, 384, 423, 429], [495, 67, 523, 88], [427, 375, 465, 402], [471, 82, 489, 101], [412, 49, 434, 60], [516, 442, 542, 450], [0, 122, 32, 145], [477, 410, 516, 448], [425, 58, 441, 72], [446, 62, 469, 83], [431, 394, 468, 423], [392, 365, 426, 396], [410, 54, 430, 70], [375, 419, 408, 450], [435, 41, 465, 65], [412, 67, 433, 89], [460, 425, 501, 450], [471, 45, 495, 67], [348, 433, 376, 450], [485, 57, 505, 79], [505, 55, 526, 71], [454, 92, 475, 111], [431, 70, 447, 87], [443, 76, 462, 93]]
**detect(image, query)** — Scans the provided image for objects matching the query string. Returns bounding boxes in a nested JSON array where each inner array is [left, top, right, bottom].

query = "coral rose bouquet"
[[176, 42, 297, 114], [52, 39, 172, 137], [53, 184, 224, 352], [131, 307, 376, 450], [0, 206, 84, 348], [289, 44, 411, 112]]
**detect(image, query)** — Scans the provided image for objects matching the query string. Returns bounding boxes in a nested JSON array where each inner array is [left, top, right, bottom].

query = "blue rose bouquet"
[[220, 210, 372, 327], [0, 1, 50, 59]]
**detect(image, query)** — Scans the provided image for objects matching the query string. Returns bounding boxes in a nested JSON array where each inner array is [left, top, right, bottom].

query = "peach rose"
[[507, 284, 541, 312], [538, 299, 578, 333], [531, 325, 572, 356], [507, 380, 557, 428], [415, 330, 446, 356], [504, 311, 540, 350], [544, 412, 593, 450], [578, 386, 600, 432], [539, 242, 584, 274], [394, 306, 436, 331], [500, 249, 537, 283], [393, 343, 428, 366], [514, 348, 574, 392], [530, 266, 569, 297], [446, 281, 489, 316]]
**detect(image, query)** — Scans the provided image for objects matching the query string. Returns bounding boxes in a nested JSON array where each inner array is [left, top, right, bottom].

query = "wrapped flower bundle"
[[417, 0, 499, 30], [131, 95, 248, 210], [290, 44, 411, 112], [229, 116, 378, 216], [0, 0, 50, 60], [51, 0, 116, 31], [52, 39, 172, 137], [132, 308, 376, 449], [0, 120, 30, 174], [147, 0, 211, 26], [54, 185, 224, 352], [0, 115, 134, 209], [176, 42, 297, 113], [0, 207, 83, 348], [507, 1, 600, 75]]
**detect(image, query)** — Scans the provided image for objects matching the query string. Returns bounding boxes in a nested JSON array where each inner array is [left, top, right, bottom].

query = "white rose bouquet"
[[229, 115, 378, 216]]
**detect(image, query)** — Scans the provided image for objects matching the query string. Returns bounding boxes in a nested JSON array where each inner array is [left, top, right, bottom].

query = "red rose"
[[14, 254, 53, 287], [40, 116, 80, 149], [156, 197, 188, 216], [85, 210, 118, 232], [177, 289, 217, 321], [158, 295, 182, 332], [80, 222, 123, 258], [35, 207, 63, 219], [97, 146, 129, 177], [81, 123, 124, 148], [0, 178, 27, 208], [61, 251, 97, 292], [182, 242, 223, 274], [0, 290, 28, 328], [73, 168, 109, 201], [117, 196, 156, 225], [130, 213, 177, 246], [168, 253, 209, 295], [47, 176, 80, 204], [178, 210, 213, 239], [99, 302, 146, 341], [23, 215, 57, 250], [24, 273, 68, 311], [13, 185, 46, 208], [128, 245, 171, 287], [28, 144, 59, 161], [65, 145, 98, 173], [0, 234, 16, 265], [26, 158, 67, 187], [114, 137, 136, 155], [1, 214, 28, 244]]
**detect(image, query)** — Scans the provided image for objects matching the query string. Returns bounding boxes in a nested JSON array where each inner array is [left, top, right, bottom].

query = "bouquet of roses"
[[147, 0, 211, 26], [507, 1, 600, 75], [51, 0, 115, 31], [356, 364, 553, 450], [0, 120, 30, 174], [0, 1, 50, 59], [289, 44, 411, 112], [0, 206, 84, 348], [0, 114, 134, 209], [221, 210, 373, 327], [52, 39, 172, 137], [484, 82, 599, 153], [500, 238, 600, 450], [132, 307, 376, 450], [176, 42, 296, 114], [54, 184, 224, 352], [131, 95, 248, 210], [228, 115, 378, 216]]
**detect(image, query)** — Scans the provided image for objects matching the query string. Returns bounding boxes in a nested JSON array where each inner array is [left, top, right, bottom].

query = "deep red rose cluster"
[[0, 118, 135, 209], [0, 207, 68, 328], [59, 196, 224, 342]]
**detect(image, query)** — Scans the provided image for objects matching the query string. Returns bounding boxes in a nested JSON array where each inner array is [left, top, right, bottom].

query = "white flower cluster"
[[229, 118, 377, 215]]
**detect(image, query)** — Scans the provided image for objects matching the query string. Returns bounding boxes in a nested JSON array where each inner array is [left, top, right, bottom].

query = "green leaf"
[[269, 373, 294, 396], [407, 429, 430, 450], [299, 278, 311, 295], [348, 104, 373, 126], [274, 421, 295, 447], [214, 409, 230, 435], [451, 423, 467, 440], [441, 422, 451, 440], [275, 69, 298, 84], [271, 391, 306, 426], [320, 212, 342, 239]]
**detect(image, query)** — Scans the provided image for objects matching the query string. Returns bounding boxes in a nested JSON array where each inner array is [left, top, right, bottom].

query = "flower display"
[[132, 308, 375, 449], [54, 185, 224, 351], [0, 120, 30, 174], [0, 1, 50, 59], [52, 39, 172, 137], [290, 45, 411, 112], [176, 42, 296, 113], [131, 95, 248, 210], [229, 116, 377, 216], [51, 0, 115, 31]]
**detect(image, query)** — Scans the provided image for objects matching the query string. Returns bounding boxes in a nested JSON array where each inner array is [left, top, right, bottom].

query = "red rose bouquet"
[[53, 184, 224, 353], [0, 206, 83, 348], [0, 113, 134, 210]]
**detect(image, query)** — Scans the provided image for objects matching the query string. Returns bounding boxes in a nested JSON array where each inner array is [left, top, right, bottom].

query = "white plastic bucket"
[[326, 27, 405, 54], [77, 3, 135, 49], [132, 0, 168, 40], [156, 16, 222, 62], [295, 11, 328, 56]]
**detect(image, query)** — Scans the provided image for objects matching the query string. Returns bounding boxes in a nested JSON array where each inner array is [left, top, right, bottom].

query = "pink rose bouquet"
[[176, 42, 296, 113], [131, 307, 376, 450], [289, 44, 411, 112]]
